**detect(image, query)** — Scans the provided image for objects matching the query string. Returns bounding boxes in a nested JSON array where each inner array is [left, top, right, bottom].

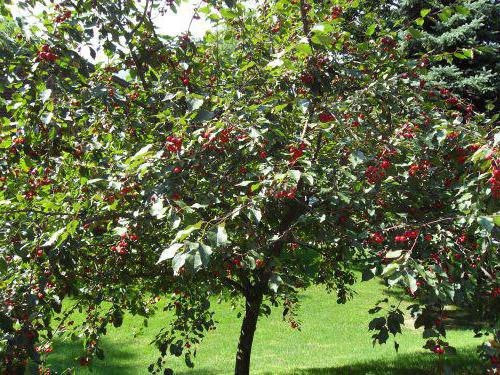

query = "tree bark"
[[234, 289, 263, 375]]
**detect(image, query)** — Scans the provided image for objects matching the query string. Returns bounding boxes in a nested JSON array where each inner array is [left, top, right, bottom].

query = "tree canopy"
[[0, 0, 498, 374]]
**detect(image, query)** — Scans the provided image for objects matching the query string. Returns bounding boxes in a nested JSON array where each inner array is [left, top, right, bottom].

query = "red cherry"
[[319, 112, 334, 123], [300, 73, 313, 84], [259, 151, 267, 159], [173, 166, 182, 173], [181, 77, 189, 86], [380, 160, 391, 169], [370, 232, 384, 244], [79, 357, 89, 366]]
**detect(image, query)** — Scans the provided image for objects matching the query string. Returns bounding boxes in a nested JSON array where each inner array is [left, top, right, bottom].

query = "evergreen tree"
[[399, 0, 499, 108]]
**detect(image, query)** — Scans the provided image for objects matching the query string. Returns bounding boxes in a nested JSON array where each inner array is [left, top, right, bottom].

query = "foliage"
[[0, 0, 498, 374], [398, 0, 499, 108]]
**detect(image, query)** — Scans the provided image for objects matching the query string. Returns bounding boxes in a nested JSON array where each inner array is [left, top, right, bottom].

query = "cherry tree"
[[0, 0, 498, 374]]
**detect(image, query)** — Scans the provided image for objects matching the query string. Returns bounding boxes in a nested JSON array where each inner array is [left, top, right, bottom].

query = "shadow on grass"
[[46, 338, 145, 375], [378, 280, 486, 331], [46, 339, 482, 375], [281, 347, 482, 375]]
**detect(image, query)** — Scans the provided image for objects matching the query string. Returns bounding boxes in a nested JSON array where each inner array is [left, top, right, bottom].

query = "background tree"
[[398, 0, 499, 109], [0, 1, 498, 374]]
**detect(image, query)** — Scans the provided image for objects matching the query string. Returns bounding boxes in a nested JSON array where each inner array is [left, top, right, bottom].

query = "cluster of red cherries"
[[489, 167, 500, 199], [35, 45, 58, 63], [110, 232, 138, 255], [165, 135, 182, 153], [289, 143, 307, 165]]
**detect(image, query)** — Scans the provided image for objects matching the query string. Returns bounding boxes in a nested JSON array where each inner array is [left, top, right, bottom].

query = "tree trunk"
[[234, 289, 263, 375]]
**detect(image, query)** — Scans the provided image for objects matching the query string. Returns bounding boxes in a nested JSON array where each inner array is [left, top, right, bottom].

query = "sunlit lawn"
[[47, 276, 484, 374]]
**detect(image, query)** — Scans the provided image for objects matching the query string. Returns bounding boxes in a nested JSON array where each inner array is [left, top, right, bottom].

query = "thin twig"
[[382, 216, 458, 232]]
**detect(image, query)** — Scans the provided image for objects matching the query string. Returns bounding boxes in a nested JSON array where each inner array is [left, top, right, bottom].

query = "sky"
[[7, 0, 213, 61], [155, 1, 212, 38]]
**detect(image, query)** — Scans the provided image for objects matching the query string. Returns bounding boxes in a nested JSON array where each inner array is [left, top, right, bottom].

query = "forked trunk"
[[234, 290, 263, 375]]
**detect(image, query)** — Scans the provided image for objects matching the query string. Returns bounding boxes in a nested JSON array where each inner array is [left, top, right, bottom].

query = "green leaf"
[[362, 267, 377, 281], [382, 263, 399, 276], [187, 96, 204, 112], [407, 274, 417, 293], [235, 180, 255, 187], [250, 183, 261, 192], [438, 8, 452, 22], [338, 192, 351, 204], [198, 244, 212, 266], [172, 253, 187, 275], [295, 42, 312, 55], [220, 8, 237, 19], [462, 49, 473, 59], [415, 18, 424, 26], [40, 89, 52, 103], [311, 33, 334, 46], [208, 225, 230, 247], [41, 112, 53, 125], [267, 58, 284, 69], [302, 173, 314, 186], [420, 9, 431, 17], [268, 273, 282, 293], [385, 250, 403, 259], [151, 199, 167, 219], [408, 27, 422, 38], [288, 170, 301, 183], [366, 24, 377, 36], [157, 243, 184, 264], [248, 208, 262, 223], [493, 215, 500, 227], [455, 5, 470, 16], [312, 22, 334, 34], [0, 257, 7, 274], [349, 150, 366, 167], [174, 221, 202, 242], [42, 227, 66, 247], [133, 144, 154, 158], [477, 216, 494, 233]]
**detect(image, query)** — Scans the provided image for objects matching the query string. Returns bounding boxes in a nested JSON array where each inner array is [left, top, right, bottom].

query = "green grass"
[[46, 277, 484, 374]]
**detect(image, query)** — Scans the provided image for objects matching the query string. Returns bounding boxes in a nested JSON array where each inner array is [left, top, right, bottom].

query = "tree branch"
[[223, 277, 246, 294]]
